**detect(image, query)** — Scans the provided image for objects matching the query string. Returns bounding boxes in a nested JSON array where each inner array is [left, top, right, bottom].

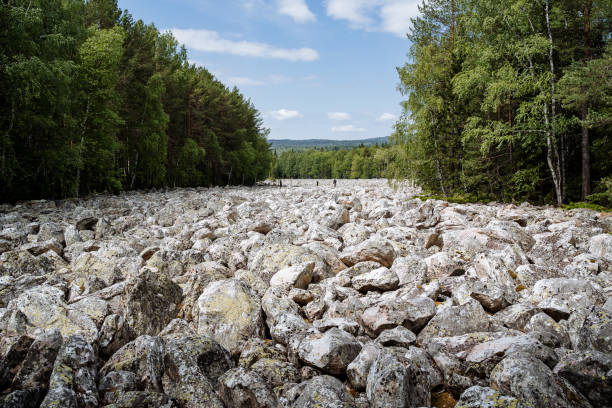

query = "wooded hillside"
[[0, 0, 273, 202], [394, 0, 611, 206]]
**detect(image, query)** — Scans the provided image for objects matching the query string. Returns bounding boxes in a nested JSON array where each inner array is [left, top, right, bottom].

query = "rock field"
[[1, 179, 611, 408]]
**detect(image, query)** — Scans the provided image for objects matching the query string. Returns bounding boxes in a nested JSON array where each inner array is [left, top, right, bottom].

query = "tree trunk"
[[430, 110, 447, 197], [581, 0, 592, 200], [544, 0, 563, 206], [75, 97, 90, 198]]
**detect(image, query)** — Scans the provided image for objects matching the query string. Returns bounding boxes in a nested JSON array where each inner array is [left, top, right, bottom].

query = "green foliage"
[[274, 144, 395, 180], [0, 0, 272, 201], [393, 0, 612, 205]]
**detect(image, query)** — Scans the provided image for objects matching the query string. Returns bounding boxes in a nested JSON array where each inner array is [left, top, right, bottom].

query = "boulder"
[[366, 348, 430, 408], [197, 278, 265, 354], [270, 262, 315, 290], [351, 267, 399, 292], [218, 368, 279, 408], [298, 327, 362, 375], [292, 375, 355, 408], [122, 268, 183, 336], [340, 237, 397, 268], [39, 335, 98, 408]]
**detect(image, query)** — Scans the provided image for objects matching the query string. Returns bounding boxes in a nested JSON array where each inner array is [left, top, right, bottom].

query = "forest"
[[0, 0, 273, 202], [274, 144, 411, 180], [394, 0, 612, 206]]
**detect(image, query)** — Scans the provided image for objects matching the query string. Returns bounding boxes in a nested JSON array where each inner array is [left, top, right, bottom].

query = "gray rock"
[[99, 314, 134, 360], [340, 237, 397, 268], [360, 295, 436, 336], [418, 299, 492, 341], [298, 327, 362, 375], [589, 233, 612, 261], [490, 354, 587, 408], [251, 358, 300, 388], [122, 268, 183, 337], [553, 349, 612, 407], [568, 305, 612, 353], [352, 267, 399, 292], [218, 367, 279, 408], [347, 343, 381, 391], [366, 348, 430, 408], [270, 262, 315, 290], [100, 335, 165, 392], [455, 386, 528, 408], [40, 335, 98, 408], [162, 335, 230, 408], [375, 326, 416, 348], [196, 278, 264, 355], [292, 375, 355, 408]]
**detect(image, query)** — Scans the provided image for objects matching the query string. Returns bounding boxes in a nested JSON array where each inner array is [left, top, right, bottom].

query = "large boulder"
[[218, 367, 278, 408], [248, 243, 330, 283], [418, 299, 492, 341], [553, 350, 612, 407], [162, 335, 230, 408], [490, 354, 588, 408], [366, 348, 430, 408], [292, 375, 355, 408], [122, 268, 183, 337], [39, 335, 98, 408], [455, 386, 528, 408], [340, 237, 397, 268], [196, 278, 265, 355], [298, 327, 362, 375]]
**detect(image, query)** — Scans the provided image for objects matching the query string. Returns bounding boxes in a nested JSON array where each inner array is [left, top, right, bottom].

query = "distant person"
[[316, 181, 319, 187], [333, 179, 337, 188], [279, 180, 282, 188]]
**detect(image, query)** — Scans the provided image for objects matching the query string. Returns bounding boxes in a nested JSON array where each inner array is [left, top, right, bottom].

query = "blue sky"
[[117, 0, 420, 140]]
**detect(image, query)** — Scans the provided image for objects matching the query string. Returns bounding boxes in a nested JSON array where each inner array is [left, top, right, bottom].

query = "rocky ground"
[[0, 179, 611, 408]]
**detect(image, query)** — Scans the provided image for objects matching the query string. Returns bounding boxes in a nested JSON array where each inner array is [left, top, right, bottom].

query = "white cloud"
[[328, 112, 351, 121], [171, 28, 319, 61], [332, 125, 367, 132], [325, 0, 419, 36], [325, 0, 376, 26], [227, 77, 266, 86], [277, 0, 316, 22], [380, 1, 419, 37], [269, 109, 303, 120], [377, 112, 396, 121]]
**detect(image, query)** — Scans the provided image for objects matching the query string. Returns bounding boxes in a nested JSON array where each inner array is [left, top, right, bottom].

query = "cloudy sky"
[[118, 0, 419, 140]]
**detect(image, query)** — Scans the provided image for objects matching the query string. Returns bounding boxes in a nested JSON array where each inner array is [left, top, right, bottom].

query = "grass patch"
[[414, 194, 490, 205], [562, 202, 611, 212]]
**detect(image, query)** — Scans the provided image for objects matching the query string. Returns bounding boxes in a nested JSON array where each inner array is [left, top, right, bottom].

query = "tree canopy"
[[0, 0, 273, 202], [393, 0, 612, 206]]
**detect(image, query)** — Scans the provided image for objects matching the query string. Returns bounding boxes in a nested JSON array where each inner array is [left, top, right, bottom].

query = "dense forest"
[[394, 0, 612, 206], [274, 144, 411, 180], [0, 0, 273, 202]]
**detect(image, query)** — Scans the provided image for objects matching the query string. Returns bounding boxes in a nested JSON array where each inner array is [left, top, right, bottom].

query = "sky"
[[117, 0, 419, 140]]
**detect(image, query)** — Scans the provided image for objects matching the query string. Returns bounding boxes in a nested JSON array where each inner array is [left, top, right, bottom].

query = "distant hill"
[[269, 137, 390, 151]]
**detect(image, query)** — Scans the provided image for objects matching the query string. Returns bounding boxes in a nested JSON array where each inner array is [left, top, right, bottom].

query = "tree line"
[[274, 145, 412, 180], [0, 0, 273, 202], [394, 0, 611, 206]]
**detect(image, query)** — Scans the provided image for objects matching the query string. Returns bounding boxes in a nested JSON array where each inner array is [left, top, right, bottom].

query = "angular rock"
[[270, 262, 315, 290], [351, 267, 399, 292], [122, 268, 182, 337], [366, 349, 430, 408], [553, 349, 612, 407], [292, 375, 355, 408], [39, 335, 98, 408], [197, 278, 264, 355], [455, 386, 528, 408], [218, 367, 279, 408], [298, 327, 362, 375], [340, 237, 397, 268]]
